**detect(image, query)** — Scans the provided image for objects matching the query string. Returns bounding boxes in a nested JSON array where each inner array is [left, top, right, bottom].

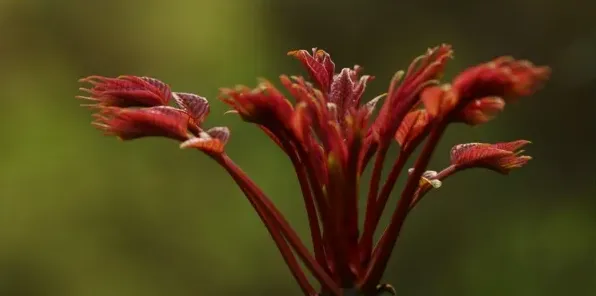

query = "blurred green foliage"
[[0, 0, 594, 295]]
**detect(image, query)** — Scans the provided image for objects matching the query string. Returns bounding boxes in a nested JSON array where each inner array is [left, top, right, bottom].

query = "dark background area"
[[0, 0, 594, 295]]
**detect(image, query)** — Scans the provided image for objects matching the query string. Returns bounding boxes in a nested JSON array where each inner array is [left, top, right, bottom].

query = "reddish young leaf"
[[455, 96, 506, 125], [180, 137, 226, 154], [172, 92, 210, 124], [219, 80, 294, 128], [450, 141, 532, 174], [373, 44, 453, 144], [206, 126, 231, 145], [78, 75, 172, 107], [329, 66, 374, 113], [93, 106, 190, 141], [452, 57, 550, 103], [420, 84, 458, 119], [493, 140, 531, 151], [288, 48, 335, 92], [394, 109, 430, 149]]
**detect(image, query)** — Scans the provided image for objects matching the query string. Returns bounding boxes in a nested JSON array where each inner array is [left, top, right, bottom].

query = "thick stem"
[[327, 158, 354, 286], [344, 133, 363, 276], [360, 144, 388, 264], [295, 144, 340, 281], [214, 153, 341, 295], [373, 151, 410, 223], [259, 126, 329, 272], [359, 137, 378, 175], [236, 184, 316, 296], [294, 156, 328, 268], [358, 149, 410, 263], [366, 124, 432, 246], [359, 123, 447, 292], [283, 140, 328, 271], [359, 77, 438, 265]]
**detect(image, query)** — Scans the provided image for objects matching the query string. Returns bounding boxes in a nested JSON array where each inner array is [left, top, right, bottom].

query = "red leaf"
[[420, 84, 458, 119], [373, 44, 453, 143], [78, 75, 171, 107], [395, 110, 430, 149], [450, 141, 532, 174], [173, 92, 210, 124], [452, 57, 550, 103], [93, 106, 190, 141], [455, 96, 505, 125], [206, 126, 230, 145], [180, 137, 226, 154], [219, 80, 294, 127], [288, 48, 335, 92]]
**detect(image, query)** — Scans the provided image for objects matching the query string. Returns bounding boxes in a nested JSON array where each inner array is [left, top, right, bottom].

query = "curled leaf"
[[288, 48, 335, 92], [78, 75, 172, 107], [219, 80, 294, 127], [450, 140, 532, 174], [456, 96, 505, 125], [180, 137, 226, 154], [172, 92, 210, 124], [420, 84, 458, 119], [452, 57, 551, 103], [93, 106, 190, 141], [395, 110, 431, 149], [206, 126, 231, 145]]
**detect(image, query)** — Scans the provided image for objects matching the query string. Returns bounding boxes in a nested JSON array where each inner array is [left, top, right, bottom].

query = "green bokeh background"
[[0, 0, 594, 295]]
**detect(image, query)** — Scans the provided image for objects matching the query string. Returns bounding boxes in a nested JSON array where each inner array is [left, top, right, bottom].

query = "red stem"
[[214, 153, 341, 295], [326, 158, 354, 286], [409, 164, 457, 209], [373, 150, 410, 223], [359, 136, 378, 175], [344, 134, 363, 276], [260, 125, 338, 290], [295, 144, 339, 280], [365, 123, 433, 252], [367, 161, 447, 268], [358, 148, 411, 265], [259, 126, 328, 273], [358, 70, 440, 265], [359, 144, 388, 264], [292, 154, 328, 269], [279, 136, 328, 271], [235, 183, 316, 296], [359, 123, 447, 292]]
